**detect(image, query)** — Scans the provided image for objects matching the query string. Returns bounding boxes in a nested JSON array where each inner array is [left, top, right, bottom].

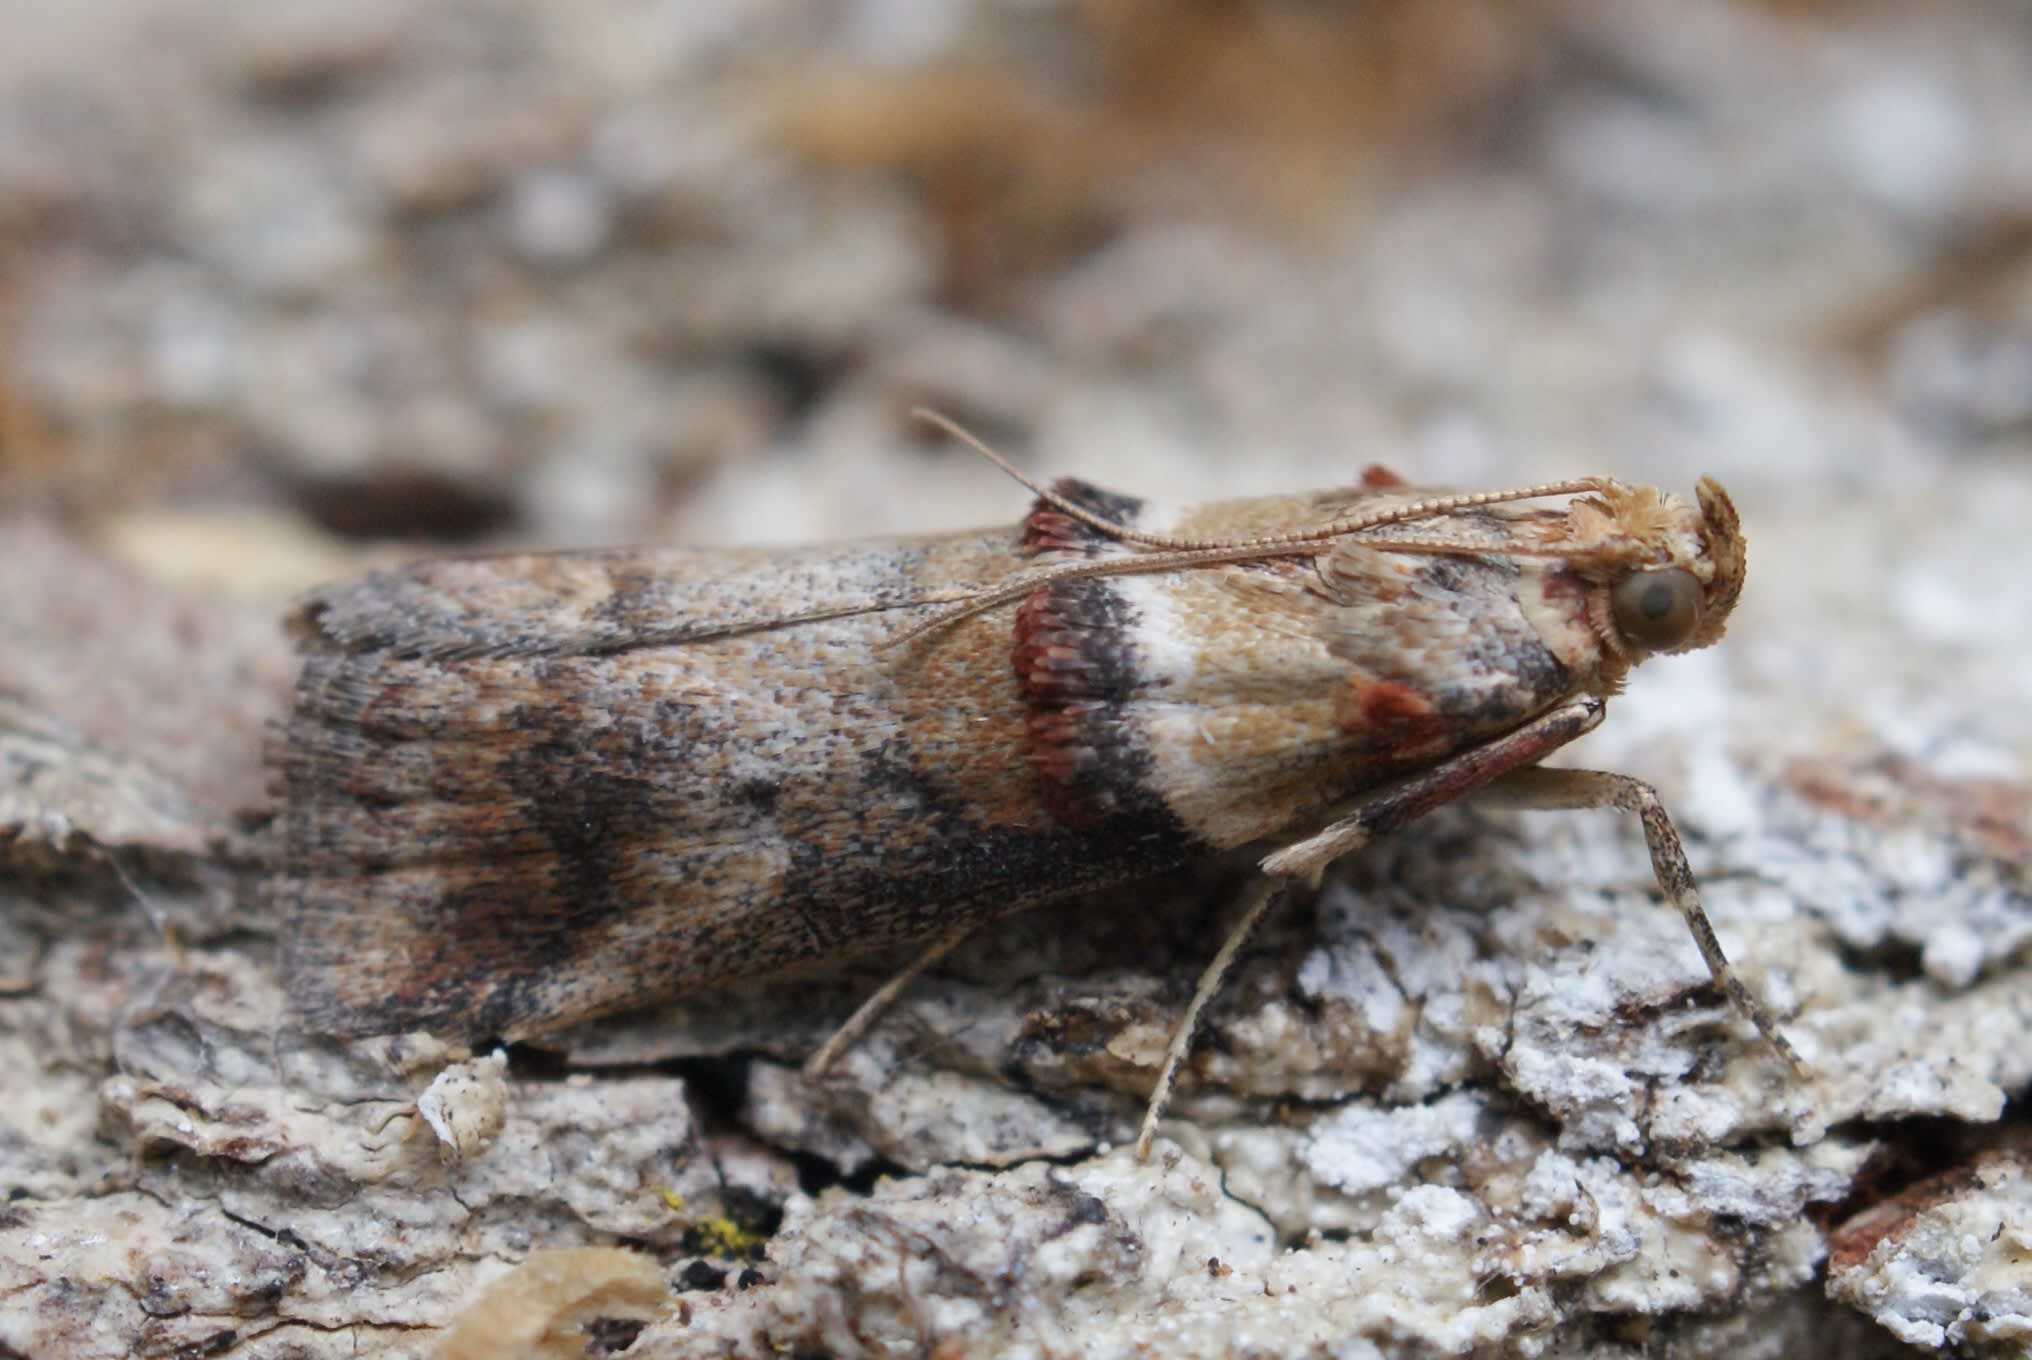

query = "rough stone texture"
[[3, 2, 2031, 1357]]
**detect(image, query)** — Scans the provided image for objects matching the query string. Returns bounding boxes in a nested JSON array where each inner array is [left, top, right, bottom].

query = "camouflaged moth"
[[276, 413, 1798, 1155]]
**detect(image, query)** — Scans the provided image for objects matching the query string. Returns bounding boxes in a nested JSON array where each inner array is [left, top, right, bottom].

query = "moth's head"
[[1553, 476, 1746, 664]]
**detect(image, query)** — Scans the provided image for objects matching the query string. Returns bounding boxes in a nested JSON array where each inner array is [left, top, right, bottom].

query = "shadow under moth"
[[275, 415, 1800, 1155]]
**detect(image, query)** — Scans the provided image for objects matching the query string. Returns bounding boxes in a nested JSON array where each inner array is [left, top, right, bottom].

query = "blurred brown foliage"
[[776, 0, 1550, 308]]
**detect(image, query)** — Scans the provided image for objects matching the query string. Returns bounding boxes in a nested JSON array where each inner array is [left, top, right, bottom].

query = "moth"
[[276, 414, 1798, 1154]]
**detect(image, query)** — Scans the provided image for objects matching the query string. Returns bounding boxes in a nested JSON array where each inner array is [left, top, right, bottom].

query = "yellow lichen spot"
[[689, 1215, 768, 1259]]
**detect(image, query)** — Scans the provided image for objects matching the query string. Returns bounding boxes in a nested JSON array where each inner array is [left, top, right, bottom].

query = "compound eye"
[[1610, 568, 1703, 651]]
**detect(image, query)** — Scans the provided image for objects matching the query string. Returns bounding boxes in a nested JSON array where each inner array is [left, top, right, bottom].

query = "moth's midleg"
[[1145, 699, 1605, 1158], [803, 921, 976, 1080], [1137, 879, 1288, 1159]]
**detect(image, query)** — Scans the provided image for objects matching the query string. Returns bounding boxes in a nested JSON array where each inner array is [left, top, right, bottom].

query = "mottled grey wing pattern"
[[276, 528, 1198, 1039]]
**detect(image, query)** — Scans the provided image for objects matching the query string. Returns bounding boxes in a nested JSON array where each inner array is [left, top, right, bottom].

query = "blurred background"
[[0, 0, 2028, 762]]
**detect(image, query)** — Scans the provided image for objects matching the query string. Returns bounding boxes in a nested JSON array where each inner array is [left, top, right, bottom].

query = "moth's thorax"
[[1013, 473, 1744, 849]]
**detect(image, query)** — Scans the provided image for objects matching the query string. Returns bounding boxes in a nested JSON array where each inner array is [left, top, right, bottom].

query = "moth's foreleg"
[[1474, 765, 1805, 1071], [1143, 699, 1608, 1159], [1261, 698, 1607, 883]]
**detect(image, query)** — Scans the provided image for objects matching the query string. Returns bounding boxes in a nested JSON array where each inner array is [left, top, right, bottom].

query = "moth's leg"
[[1141, 700, 1607, 1157], [1473, 765, 1804, 1070], [1137, 878, 1288, 1160], [1261, 698, 1606, 883], [803, 921, 976, 1079]]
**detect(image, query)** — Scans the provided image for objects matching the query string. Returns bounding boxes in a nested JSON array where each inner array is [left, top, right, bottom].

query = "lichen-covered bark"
[[13, 475, 2030, 1359], [6, 3, 2032, 1358]]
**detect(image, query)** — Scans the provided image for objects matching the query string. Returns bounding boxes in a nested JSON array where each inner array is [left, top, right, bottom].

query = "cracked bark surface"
[[8, 466, 2029, 1360], [4, 2, 2032, 1357]]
